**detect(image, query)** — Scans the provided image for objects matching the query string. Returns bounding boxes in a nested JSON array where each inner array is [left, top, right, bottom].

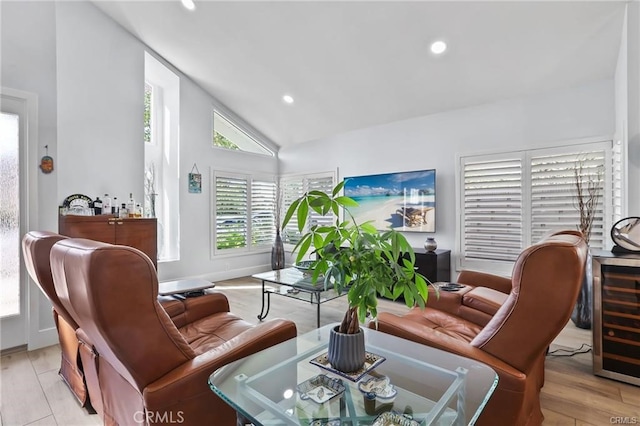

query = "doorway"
[[0, 90, 34, 350]]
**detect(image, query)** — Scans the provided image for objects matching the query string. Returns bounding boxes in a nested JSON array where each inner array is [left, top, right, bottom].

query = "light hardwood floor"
[[1, 277, 638, 425]]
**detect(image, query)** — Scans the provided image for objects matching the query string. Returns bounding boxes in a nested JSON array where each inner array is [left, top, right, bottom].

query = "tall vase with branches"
[[271, 181, 285, 270], [571, 155, 603, 329], [574, 156, 604, 243], [144, 163, 157, 218]]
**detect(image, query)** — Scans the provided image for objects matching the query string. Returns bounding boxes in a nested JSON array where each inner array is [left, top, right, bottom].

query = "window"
[[213, 172, 276, 253], [458, 140, 623, 274], [144, 82, 153, 144], [144, 52, 180, 262], [213, 110, 273, 156], [281, 172, 336, 245]]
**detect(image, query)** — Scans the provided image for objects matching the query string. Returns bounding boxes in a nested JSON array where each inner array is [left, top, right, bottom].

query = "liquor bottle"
[[103, 194, 112, 215], [119, 203, 128, 219], [135, 204, 142, 218], [112, 197, 118, 215], [93, 197, 102, 215], [127, 193, 136, 218]]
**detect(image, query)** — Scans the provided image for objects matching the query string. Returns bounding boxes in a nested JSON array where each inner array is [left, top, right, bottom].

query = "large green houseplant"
[[283, 181, 430, 370]]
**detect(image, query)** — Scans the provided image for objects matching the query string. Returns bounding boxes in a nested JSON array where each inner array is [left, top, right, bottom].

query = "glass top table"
[[209, 324, 498, 425], [253, 268, 348, 328]]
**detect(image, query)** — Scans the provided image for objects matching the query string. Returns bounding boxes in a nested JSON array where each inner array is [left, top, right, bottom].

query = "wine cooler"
[[592, 250, 640, 386]]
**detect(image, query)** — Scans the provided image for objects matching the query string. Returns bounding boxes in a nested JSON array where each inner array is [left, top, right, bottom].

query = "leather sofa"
[[50, 237, 297, 425], [371, 230, 587, 426], [22, 231, 91, 408]]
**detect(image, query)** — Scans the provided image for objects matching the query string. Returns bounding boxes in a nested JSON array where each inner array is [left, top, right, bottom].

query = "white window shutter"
[[530, 150, 606, 248], [462, 157, 524, 263], [215, 174, 248, 250], [282, 177, 305, 245], [307, 175, 335, 229], [251, 180, 276, 248], [458, 140, 620, 274], [281, 173, 335, 245]]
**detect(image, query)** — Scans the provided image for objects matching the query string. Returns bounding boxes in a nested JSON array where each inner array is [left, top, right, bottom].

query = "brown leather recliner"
[[371, 230, 587, 426], [22, 231, 92, 408], [424, 269, 512, 327], [50, 238, 297, 425], [22, 231, 210, 416]]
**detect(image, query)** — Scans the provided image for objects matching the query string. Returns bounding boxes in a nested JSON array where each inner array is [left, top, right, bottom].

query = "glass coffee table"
[[253, 268, 348, 328], [209, 324, 498, 425]]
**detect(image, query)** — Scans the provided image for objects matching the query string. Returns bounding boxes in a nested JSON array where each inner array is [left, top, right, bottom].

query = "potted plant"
[[282, 181, 430, 372]]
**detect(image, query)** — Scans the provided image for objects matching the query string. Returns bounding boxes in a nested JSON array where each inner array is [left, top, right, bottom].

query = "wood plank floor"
[[1, 276, 638, 425]]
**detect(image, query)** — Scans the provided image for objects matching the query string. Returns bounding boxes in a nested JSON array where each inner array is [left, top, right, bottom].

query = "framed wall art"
[[343, 169, 436, 232], [188, 163, 202, 193]]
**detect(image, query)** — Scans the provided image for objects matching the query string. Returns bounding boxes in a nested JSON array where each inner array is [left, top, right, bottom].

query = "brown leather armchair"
[[22, 231, 92, 408], [424, 269, 512, 327], [50, 238, 297, 425], [371, 230, 587, 426]]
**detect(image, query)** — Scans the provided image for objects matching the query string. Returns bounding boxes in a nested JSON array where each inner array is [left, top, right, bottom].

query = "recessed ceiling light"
[[430, 40, 447, 55], [181, 0, 195, 11], [282, 94, 294, 104]]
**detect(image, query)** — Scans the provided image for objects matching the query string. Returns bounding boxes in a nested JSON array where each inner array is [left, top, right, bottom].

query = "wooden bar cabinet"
[[59, 214, 157, 269]]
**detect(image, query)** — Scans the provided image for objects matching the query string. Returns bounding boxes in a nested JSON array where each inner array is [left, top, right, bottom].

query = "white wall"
[[615, 7, 628, 213], [280, 80, 616, 272], [56, 1, 145, 205], [627, 1, 640, 215], [54, 2, 279, 282]]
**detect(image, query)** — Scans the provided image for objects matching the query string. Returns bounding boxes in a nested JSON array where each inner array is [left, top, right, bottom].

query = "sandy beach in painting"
[[350, 198, 436, 232]]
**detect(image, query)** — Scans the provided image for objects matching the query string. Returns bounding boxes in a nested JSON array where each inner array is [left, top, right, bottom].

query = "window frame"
[[144, 52, 180, 263], [456, 137, 624, 275], [211, 171, 277, 256], [212, 109, 275, 157]]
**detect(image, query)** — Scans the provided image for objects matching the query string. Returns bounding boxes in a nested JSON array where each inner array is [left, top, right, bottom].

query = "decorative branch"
[[145, 162, 156, 196], [573, 155, 603, 244], [274, 179, 283, 232]]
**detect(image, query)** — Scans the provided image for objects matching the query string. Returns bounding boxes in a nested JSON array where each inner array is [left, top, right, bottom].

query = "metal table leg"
[[316, 291, 321, 328], [257, 279, 271, 321]]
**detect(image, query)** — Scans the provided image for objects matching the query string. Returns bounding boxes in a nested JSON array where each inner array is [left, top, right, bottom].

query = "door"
[[0, 92, 29, 350]]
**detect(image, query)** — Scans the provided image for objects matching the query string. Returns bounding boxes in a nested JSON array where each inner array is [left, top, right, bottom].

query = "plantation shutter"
[[459, 139, 620, 273], [462, 156, 524, 263], [281, 172, 335, 245], [307, 175, 335, 228], [215, 174, 248, 250], [282, 177, 305, 244], [611, 141, 624, 223], [530, 149, 606, 248], [251, 179, 276, 247]]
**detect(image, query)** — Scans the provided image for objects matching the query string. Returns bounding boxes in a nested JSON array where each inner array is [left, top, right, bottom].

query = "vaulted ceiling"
[[93, 1, 627, 148]]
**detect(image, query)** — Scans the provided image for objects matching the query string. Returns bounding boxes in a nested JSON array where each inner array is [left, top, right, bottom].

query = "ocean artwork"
[[344, 169, 436, 232]]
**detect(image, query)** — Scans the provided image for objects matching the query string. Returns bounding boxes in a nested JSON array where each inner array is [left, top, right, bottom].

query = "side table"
[[158, 278, 215, 297]]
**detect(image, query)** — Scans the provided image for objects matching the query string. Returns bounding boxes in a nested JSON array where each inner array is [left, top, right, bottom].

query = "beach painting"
[[344, 169, 436, 232]]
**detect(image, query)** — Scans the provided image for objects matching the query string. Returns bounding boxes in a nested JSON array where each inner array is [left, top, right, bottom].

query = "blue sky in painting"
[[344, 169, 435, 197]]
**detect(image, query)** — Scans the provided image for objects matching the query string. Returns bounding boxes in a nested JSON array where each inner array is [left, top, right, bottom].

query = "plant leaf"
[[282, 198, 300, 228], [332, 180, 347, 196], [335, 196, 359, 207], [297, 200, 309, 232], [295, 234, 313, 263]]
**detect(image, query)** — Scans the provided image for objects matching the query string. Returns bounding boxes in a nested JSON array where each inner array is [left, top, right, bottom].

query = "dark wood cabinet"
[[412, 248, 451, 283], [592, 250, 640, 386], [59, 215, 157, 268]]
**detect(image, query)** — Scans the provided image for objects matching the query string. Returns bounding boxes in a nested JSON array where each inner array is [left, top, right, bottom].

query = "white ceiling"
[[92, 1, 627, 148]]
